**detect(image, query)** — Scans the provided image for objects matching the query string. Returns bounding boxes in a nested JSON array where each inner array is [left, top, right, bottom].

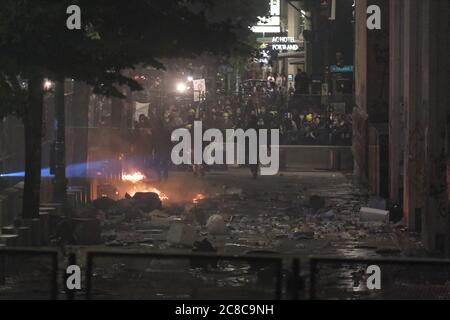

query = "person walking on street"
[[152, 120, 172, 182], [246, 114, 260, 179], [294, 68, 310, 95]]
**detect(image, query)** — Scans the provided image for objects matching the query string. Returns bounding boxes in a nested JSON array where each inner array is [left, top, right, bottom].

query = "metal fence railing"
[[0, 247, 59, 300], [85, 250, 286, 300], [309, 256, 450, 300], [2, 247, 450, 300]]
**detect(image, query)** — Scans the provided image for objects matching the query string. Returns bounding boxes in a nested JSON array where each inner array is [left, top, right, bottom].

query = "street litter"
[[166, 223, 197, 247], [293, 225, 315, 240], [148, 210, 171, 228], [360, 207, 390, 223], [224, 187, 243, 196], [206, 214, 228, 235]]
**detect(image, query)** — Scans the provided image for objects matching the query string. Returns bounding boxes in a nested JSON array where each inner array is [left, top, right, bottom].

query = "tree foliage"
[[0, 0, 268, 103], [0, 0, 268, 219]]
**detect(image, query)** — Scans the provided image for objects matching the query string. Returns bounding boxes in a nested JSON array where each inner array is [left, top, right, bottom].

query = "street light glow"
[[187, 76, 194, 82], [43, 80, 53, 90], [176, 82, 187, 93]]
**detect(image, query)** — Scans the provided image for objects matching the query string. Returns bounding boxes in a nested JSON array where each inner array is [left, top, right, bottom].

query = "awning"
[[277, 51, 305, 59], [289, 58, 306, 65]]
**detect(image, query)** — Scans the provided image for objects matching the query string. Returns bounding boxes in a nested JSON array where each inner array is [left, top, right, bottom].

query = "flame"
[[122, 171, 146, 183], [149, 187, 169, 201], [193, 193, 206, 204], [122, 171, 168, 201]]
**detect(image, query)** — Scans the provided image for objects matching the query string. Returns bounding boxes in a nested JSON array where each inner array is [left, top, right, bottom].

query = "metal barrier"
[[288, 94, 354, 114], [2, 247, 450, 300], [0, 247, 59, 300], [85, 250, 286, 300], [309, 256, 450, 300]]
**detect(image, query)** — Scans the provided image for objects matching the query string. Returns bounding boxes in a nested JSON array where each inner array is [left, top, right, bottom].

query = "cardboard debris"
[[148, 209, 171, 228], [360, 207, 390, 223], [166, 223, 197, 247], [206, 214, 228, 235]]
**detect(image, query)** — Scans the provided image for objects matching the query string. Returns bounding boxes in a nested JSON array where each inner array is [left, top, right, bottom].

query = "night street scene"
[[0, 0, 449, 305]]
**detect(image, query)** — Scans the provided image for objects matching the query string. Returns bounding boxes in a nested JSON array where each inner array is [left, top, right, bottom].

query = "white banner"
[[193, 79, 206, 102], [135, 102, 150, 120]]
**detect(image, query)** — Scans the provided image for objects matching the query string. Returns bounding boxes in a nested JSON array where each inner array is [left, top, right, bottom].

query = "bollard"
[[67, 192, 77, 209], [0, 195, 9, 228], [17, 226, 31, 246], [3, 188, 21, 223], [279, 149, 287, 171], [0, 246, 5, 285], [0, 234, 18, 247], [40, 203, 64, 216], [39, 207, 59, 237], [24, 219, 41, 246], [329, 148, 342, 171], [39, 212, 50, 246], [291, 259, 300, 300], [1, 226, 16, 235]]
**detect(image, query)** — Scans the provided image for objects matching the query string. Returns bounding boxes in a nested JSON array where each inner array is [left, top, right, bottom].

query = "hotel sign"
[[271, 37, 302, 51]]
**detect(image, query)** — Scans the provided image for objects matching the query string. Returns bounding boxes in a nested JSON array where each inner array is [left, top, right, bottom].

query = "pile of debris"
[[63, 184, 406, 257], [62, 192, 163, 245]]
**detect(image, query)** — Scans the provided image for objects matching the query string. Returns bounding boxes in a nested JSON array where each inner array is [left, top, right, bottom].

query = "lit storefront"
[[252, 0, 308, 84]]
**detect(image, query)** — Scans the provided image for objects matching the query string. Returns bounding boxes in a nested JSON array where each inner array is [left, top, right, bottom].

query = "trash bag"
[[132, 192, 162, 212]]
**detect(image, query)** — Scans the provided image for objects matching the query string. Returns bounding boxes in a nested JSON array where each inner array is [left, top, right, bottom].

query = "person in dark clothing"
[[259, 106, 273, 130], [188, 118, 206, 177], [134, 114, 152, 169], [294, 68, 310, 94], [152, 120, 172, 182], [246, 115, 260, 179], [135, 114, 150, 129]]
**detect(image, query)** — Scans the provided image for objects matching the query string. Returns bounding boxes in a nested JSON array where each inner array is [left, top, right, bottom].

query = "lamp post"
[[53, 79, 67, 203]]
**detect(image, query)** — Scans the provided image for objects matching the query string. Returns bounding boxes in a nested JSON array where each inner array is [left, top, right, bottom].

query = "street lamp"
[[176, 82, 187, 93], [43, 79, 53, 91], [187, 76, 194, 82]]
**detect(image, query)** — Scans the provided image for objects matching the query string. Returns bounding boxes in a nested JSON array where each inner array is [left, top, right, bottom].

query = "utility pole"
[[329, 0, 336, 21], [53, 79, 67, 203], [311, 0, 323, 78]]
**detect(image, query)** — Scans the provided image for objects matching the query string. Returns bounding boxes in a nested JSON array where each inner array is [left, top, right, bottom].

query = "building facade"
[[353, 0, 450, 255]]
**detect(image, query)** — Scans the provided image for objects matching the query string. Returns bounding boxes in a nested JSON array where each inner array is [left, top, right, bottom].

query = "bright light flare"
[[193, 193, 206, 204], [122, 171, 146, 183], [150, 187, 169, 200], [122, 171, 169, 201], [43, 80, 53, 90], [176, 82, 187, 93]]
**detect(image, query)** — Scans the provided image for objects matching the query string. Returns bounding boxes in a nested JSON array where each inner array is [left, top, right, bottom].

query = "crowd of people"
[[127, 71, 352, 179], [135, 89, 352, 148], [280, 111, 352, 146]]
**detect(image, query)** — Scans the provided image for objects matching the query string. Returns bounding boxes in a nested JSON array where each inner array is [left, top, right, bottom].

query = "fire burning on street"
[[122, 171, 169, 200], [193, 193, 206, 204]]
